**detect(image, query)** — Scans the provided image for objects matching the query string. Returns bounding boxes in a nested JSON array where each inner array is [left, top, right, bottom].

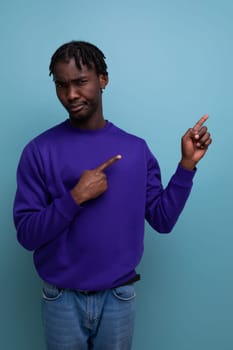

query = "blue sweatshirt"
[[13, 120, 195, 290]]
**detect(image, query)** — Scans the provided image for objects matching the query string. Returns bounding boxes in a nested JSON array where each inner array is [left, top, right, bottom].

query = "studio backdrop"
[[0, 0, 232, 349]]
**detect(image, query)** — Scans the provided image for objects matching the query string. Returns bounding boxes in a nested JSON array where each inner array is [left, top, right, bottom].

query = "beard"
[[68, 99, 101, 127]]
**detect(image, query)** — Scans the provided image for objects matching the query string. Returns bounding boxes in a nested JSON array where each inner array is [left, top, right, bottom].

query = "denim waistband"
[[43, 274, 140, 294]]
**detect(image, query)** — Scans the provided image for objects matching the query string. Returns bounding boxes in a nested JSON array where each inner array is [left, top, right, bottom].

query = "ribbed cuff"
[[171, 164, 197, 187], [54, 191, 82, 221]]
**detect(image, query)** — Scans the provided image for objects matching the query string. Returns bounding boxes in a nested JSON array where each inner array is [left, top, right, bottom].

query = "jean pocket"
[[112, 284, 136, 301], [42, 282, 63, 301]]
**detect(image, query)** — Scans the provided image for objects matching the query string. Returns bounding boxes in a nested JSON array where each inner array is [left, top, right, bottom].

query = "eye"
[[79, 79, 88, 85], [54, 81, 66, 89]]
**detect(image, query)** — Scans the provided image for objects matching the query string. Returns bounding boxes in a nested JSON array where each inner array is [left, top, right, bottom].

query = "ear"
[[99, 74, 109, 90]]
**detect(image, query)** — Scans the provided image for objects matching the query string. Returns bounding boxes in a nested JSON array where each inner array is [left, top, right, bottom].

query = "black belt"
[[78, 290, 99, 295]]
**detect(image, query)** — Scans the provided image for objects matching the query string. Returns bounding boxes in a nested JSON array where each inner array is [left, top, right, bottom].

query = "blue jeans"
[[41, 282, 136, 350]]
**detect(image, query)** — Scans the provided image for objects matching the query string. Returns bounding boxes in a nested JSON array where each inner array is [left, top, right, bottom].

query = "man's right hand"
[[71, 155, 122, 205]]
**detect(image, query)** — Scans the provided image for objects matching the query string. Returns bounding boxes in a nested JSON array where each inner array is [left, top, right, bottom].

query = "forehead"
[[53, 58, 97, 80]]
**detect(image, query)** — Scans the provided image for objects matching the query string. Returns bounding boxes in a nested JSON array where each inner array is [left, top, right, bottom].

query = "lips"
[[68, 103, 86, 113]]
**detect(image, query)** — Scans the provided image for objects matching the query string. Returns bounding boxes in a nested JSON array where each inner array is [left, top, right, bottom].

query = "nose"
[[67, 85, 80, 101]]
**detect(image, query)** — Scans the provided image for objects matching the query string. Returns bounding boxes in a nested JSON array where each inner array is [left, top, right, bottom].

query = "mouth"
[[68, 103, 86, 113]]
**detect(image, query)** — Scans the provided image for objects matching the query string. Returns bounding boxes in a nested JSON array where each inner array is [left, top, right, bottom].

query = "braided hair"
[[49, 41, 108, 76]]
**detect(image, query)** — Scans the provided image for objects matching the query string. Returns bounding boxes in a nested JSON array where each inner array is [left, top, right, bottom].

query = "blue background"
[[1, 0, 232, 349]]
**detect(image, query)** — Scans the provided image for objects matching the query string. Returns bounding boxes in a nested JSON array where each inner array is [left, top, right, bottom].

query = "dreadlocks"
[[49, 41, 108, 77]]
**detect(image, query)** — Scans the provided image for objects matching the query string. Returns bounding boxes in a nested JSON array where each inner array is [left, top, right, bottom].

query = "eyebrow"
[[53, 75, 89, 83]]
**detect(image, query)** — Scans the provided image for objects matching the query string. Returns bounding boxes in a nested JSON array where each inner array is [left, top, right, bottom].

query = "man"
[[13, 41, 212, 350]]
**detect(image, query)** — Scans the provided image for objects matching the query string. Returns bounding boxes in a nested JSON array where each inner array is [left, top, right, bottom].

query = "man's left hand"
[[180, 114, 212, 170]]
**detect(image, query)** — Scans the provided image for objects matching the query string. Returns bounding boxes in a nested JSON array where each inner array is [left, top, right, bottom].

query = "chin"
[[69, 113, 92, 123]]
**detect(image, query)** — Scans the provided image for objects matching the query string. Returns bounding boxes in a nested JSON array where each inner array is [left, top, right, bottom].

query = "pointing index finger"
[[193, 114, 209, 131], [95, 154, 122, 172]]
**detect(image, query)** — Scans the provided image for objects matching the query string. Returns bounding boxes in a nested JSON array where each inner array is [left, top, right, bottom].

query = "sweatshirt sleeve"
[[145, 145, 196, 233], [13, 141, 82, 251]]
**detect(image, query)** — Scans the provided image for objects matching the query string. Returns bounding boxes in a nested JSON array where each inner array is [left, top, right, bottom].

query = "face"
[[53, 58, 108, 127]]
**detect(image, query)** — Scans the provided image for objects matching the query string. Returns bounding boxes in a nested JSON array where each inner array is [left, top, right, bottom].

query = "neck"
[[69, 115, 106, 130]]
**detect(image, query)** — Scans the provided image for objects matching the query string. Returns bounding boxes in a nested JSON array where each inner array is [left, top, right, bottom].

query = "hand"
[[71, 155, 122, 205], [180, 114, 212, 170]]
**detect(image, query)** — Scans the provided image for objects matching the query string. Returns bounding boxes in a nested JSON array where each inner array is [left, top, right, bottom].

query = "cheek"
[[89, 87, 102, 100], [56, 90, 65, 103]]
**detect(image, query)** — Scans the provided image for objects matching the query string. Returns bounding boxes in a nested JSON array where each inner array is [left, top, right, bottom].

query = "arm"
[[13, 141, 81, 251], [146, 114, 212, 233], [13, 143, 121, 251], [145, 153, 195, 233]]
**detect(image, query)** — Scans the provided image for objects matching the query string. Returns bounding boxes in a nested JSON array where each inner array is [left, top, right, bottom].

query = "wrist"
[[70, 188, 85, 205], [180, 159, 197, 170]]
